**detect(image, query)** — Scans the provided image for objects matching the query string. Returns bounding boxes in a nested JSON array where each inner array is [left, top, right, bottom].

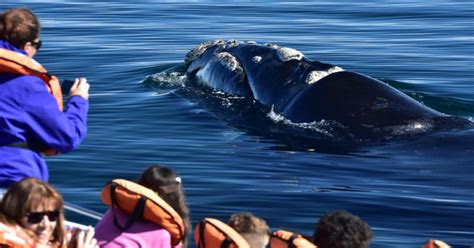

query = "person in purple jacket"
[[0, 8, 90, 191], [94, 165, 191, 248]]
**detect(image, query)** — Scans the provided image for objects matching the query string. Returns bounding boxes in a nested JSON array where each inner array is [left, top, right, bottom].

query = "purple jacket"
[[0, 40, 89, 188], [95, 209, 182, 248]]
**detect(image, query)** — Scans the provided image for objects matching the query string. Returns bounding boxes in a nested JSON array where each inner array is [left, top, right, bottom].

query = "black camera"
[[61, 80, 75, 95]]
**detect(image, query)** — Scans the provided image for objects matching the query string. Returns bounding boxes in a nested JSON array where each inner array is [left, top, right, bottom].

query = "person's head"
[[313, 210, 373, 248], [228, 212, 270, 248], [0, 8, 41, 57], [0, 178, 65, 246], [138, 165, 190, 247]]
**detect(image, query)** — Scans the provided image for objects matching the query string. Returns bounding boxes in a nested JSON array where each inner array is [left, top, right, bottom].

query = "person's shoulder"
[[146, 227, 172, 248], [2, 74, 44, 87], [10, 74, 49, 93], [99, 209, 168, 233], [16, 74, 45, 85], [152, 227, 171, 237]]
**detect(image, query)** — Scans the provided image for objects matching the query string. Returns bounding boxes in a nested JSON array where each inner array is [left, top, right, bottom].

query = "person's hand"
[[66, 226, 98, 248], [69, 77, 90, 100]]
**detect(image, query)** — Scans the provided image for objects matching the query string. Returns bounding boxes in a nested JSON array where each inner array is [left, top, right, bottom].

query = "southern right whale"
[[183, 40, 472, 140]]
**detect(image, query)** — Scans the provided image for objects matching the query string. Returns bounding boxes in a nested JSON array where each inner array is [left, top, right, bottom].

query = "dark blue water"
[[2, 1, 473, 247]]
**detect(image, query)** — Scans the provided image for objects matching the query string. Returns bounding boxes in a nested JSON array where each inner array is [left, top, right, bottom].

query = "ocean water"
[[2, 1, 473, 247]]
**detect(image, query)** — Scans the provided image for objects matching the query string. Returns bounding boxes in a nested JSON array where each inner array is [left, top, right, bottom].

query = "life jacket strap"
[[287, 234, 298, 248], [220, 238, 233, 248], [198, 220, 206, 248], [110, 182, 147, 231]]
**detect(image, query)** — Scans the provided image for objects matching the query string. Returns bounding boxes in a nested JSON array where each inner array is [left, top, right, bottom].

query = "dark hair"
[[0, 8, 40, 49], [0, 178, 65, 246], [138, 165, 191, 248], [313, 210, 373, 248]]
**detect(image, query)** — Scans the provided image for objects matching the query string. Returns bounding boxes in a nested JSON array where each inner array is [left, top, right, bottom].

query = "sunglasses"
[[27, 211, 60, 224], [30, 40, 42, 51]]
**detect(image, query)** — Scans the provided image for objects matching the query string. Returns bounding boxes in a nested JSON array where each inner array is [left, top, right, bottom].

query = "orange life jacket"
[[0, 222, 35, 248], [0, 48, 63, 110], [194, 218, 250, 248], [270, 230, 317, 248], [0, 48, 63, 156], [101, 179, 185, 247]]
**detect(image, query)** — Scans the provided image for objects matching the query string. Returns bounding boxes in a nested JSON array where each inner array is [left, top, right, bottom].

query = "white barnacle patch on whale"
[[305, 66, 344, 84], [252, 56, 262, 64], [264, 43, 279, 49], [216, 52, 244, 75], [226, 39, 244, 48], [185, 39, 224, 65], [277, 47, 304, 62], [247, 40, 257, 45]]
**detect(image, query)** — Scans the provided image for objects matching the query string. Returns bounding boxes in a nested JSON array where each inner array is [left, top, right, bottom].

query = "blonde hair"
[[0, 178, 65, 247], [228, 212, 270, 248]]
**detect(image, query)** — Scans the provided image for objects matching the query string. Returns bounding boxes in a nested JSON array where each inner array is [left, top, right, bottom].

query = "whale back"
[[283, 71, 445, 137]]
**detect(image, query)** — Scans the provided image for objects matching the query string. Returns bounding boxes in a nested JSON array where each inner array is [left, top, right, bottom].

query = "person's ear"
[[23, 42, 37, 58]]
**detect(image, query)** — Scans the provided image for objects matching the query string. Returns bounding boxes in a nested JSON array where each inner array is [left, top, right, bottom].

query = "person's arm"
[[21, 76, 90, 153]]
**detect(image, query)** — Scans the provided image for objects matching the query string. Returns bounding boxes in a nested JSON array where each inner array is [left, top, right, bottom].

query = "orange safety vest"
[[101, 179, 185, 247], [0, 48, 63, 156], [194, 218, 250, 248], [0, 222, 35, 248], [270, 230, 317, 248]]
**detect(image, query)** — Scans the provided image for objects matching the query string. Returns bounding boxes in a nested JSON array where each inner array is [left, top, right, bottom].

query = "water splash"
[[142, 71, 187, 89], [387, 120, 434, 136], [266, 106, 342, 137]]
